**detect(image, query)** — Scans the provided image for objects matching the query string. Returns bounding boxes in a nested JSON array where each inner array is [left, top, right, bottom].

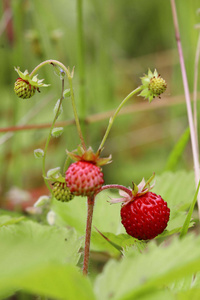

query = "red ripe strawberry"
[[121, 191, 170, 240], [110, 174, 170, 240], [65, 147, 111, 197]]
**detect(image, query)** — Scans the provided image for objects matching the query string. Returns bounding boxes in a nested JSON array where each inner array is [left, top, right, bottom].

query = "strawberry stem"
[[98, 86, 142, 151], [82, 195, 95, 276], [30, 59, 86, 150], [99, 184, 133, 198], [42, 78, 65, 193]]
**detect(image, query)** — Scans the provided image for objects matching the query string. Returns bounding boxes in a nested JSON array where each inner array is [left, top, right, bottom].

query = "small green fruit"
[[52, 181, 74, 202], [14, 78, 36, 99]]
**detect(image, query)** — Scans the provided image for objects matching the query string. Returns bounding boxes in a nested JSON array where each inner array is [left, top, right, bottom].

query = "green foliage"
[[0, 219, 83, 298], [164, 128, 190, 171], [94, 233, 200, 300]]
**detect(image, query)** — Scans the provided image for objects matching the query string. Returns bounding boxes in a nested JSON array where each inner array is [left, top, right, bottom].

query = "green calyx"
[[131, 173, 155, 198], [139, 69, 167, 103], [14, 67, 50, 89], [66, 146, 112, 166]]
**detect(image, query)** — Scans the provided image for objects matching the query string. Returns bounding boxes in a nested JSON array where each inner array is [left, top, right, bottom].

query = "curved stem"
[[82, 195, 95, 276], [98, 184, 133, 198], [30, 59, 86, 149], [30, 60, 68, 78], [98, 86, 142, 151], [42, 78, 65, 193]]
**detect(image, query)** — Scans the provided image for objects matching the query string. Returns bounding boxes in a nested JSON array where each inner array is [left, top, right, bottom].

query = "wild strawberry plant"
[[1, 2, 200, 300], [0, 57, 196, 300]]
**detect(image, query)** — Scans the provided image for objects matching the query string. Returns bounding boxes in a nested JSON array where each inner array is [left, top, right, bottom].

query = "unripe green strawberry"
[[149, 76, 167, 97], [52, 181, 74, 202], [139, 69, 167, 102], [121, 191, 170, 240], [14, 67, 50, 99], [14, 78, 36, 99]]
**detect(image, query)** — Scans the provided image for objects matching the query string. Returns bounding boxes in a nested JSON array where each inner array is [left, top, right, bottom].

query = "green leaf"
[[179, 179, 200, 238], [14, 264, 95, 300], [164, 128, 190, 171], [94, 234, 200, 300], [0, 220, 82, 297], [0, 216, 25, 227], [153, 171, 195, 210], [52, 191, 124, 236]]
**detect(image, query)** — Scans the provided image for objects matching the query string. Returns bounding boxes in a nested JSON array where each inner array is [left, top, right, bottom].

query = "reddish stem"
[[82, 195, 95, 276], [99, 184, 133, 198]]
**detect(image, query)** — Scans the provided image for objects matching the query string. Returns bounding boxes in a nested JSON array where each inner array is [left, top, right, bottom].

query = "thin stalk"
[[98, 86, 142, 151], [170, 0, 200, 217], [30, 59, 86, 150], [76, 0, 86, 135], [68, 74, 86, 150], [82, 195, 95, 276], [193, 29, 200, 153], [42, 79, 65, 193]]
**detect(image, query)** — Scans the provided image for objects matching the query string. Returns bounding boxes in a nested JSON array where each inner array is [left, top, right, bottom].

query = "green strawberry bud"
[[34, 195, 50, 207]]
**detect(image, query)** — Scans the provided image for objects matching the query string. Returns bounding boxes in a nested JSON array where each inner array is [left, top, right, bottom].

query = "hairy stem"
[[82, 195, 95, 276], [170, 0, 200, 218], [99, 184, 133, 198], [98, 86, 142, 151]]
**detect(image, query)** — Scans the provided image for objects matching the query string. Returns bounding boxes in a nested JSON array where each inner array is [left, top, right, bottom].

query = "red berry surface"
[[65, 161, 104, 196], [121, 192, 170, 240]]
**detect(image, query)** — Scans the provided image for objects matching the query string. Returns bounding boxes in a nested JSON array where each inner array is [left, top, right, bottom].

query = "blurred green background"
[[0, 0, 200, 208]]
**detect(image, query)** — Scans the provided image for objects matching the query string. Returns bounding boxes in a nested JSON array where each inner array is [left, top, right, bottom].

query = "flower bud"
[[34, 195, 50, 207], [53, 99, 63, 119], [47, 167, 61, 179], [34, 148, 44, 158], [51, 127, 64, 138], [63, 88, 71, 98]]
